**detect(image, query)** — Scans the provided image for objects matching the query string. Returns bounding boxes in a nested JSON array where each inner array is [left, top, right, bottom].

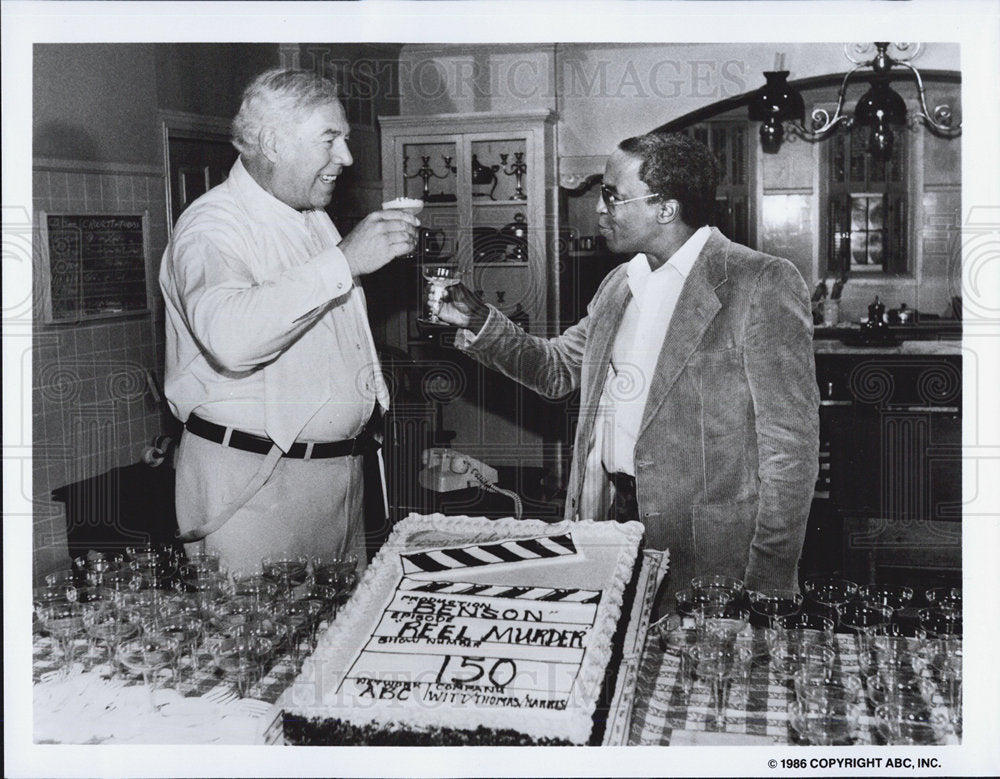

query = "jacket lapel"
[[583, 270, 631, 407], [637, 230, 729, 438]]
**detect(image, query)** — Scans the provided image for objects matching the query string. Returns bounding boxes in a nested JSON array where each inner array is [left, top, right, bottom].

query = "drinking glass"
[[872, 634, 928, 683], [748, 589, 802, 628], [918, 607, 962, 639], [863, 672, 933, 709], [924, 586, 961, 615], [158, 613, 205, 678], [422, 266, 461, 322], [794, 673, 863, 712], [695, 606, 749, 651], [789, 694, 862, 745], [875, 702, 949, 745], [261, 554, 310, 597], [230, 571, 280, 610], [925, 639, 962, 734], [803, 576, 859, 625], [39, 601, 86, 678], [73, 552, 124, 587], [872, 622, 927, 640], [270, 597, 322, 669], [212, 636, 274, 698], [839, 602, 893, 670], [34, 584, 77, 611], [177, 565, 229, 614], [117, 633, 180, 711], [44, 569, 79, 588], [859, 583, 913, 613], [690, 575, 744, 613], [312, 554, 360, 604], [681, 642, 752, 724], [773, 613, 836, 644], [186, 551, 223, 574], [767, 635, 835, 684], [83, 601, 140, 677]]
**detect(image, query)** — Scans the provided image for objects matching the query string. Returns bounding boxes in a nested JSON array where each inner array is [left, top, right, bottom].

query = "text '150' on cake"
[[273, 514, 646, 746]]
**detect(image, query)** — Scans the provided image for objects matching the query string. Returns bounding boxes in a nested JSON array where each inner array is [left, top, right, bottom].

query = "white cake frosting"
[[280, 514, 644, 745]]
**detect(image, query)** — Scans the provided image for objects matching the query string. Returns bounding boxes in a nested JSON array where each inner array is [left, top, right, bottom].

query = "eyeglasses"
[[600, 184, 660, 215]]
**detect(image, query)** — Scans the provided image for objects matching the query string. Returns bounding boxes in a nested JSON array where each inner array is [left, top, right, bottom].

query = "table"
[[602, 551, 960, 747], [33, 552, 959, 746]]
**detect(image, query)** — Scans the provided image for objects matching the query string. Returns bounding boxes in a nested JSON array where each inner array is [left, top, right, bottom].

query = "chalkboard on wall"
[[40, 212, 150, 323]]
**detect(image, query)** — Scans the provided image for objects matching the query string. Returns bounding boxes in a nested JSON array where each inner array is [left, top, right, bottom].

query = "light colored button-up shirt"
[[160, 157, 388, 452], [599, 225, 711, 475]]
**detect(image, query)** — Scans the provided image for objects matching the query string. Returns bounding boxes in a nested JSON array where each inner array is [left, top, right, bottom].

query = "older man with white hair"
[[160, 67, 419, 574]]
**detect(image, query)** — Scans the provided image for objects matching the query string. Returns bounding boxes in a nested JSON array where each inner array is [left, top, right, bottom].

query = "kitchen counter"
[[813, 339, 962, 355]]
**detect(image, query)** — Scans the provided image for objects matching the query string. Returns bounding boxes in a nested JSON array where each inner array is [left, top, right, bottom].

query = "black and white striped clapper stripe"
[[398, 576, 601, 603], [400, 533, 578, 575]]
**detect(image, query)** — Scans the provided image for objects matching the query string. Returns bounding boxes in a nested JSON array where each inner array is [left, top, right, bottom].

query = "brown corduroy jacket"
[[458, 228, 820, 598]]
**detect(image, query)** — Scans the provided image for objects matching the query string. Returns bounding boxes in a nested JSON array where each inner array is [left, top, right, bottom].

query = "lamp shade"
[[748, 70, 806, 123], [853, 77, 907, 127]]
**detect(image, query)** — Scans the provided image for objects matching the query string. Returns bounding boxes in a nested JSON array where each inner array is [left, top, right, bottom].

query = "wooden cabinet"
[[375, 111, 559, 351], [806, 351, 962, 588]]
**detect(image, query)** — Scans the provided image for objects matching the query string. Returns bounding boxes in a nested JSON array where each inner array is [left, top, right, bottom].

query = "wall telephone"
[[419, 448, 498, 492]]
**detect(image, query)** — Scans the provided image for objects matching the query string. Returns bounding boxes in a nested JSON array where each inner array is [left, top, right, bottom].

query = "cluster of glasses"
[[656, 574, 962, 745], [33, 546, 360, 704]]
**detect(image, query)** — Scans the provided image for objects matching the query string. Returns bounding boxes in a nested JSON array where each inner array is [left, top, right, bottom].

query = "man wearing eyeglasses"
[[439, 132, 819, 599]]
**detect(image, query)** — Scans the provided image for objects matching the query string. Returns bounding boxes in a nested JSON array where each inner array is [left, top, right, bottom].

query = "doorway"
[[160, 111, 237, 230]]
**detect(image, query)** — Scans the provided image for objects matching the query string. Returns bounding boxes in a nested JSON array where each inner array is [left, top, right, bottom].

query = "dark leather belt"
[[185, 413, 379, 459]]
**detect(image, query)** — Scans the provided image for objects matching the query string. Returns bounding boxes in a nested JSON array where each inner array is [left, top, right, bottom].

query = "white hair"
[[231, 68, 340, 156]]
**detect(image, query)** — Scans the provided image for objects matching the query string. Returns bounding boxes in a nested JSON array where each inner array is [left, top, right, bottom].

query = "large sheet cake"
[[276, 514, 645, 745]]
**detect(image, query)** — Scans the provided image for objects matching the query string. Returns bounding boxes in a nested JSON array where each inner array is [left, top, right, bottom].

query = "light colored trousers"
[[176, 431, 367, 577]]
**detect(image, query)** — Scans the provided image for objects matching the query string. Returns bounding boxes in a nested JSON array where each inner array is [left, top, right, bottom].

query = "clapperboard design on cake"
[[397, 576, 602, 604], [400, 533, 579, 575]]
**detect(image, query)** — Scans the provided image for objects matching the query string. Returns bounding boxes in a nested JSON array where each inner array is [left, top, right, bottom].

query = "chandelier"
[[748, 43, 961, 160]]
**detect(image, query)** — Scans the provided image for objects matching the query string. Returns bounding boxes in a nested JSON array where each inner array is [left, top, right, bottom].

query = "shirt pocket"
[[691, 495, 757, 578]]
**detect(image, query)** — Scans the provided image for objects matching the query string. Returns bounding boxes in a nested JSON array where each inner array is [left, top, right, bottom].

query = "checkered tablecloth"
[[606, 552, 959, 747], [625, 630, 877, 746]]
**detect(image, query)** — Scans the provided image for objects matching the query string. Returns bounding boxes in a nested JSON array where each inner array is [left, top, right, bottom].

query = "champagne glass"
[[270, 597, 322, 670], [859, 583, 914, 614], [773, 612, 836, 644], [918, 607, 962, 639], [177, 565, 228, 615], [748, 589, 802, 628], [925, 639, 962, 734], [39, 601, 86, 678], [767, 636, 835, 684], [875, 702, 949, 745], [83, 601, 140, 678], [212, 636, 274, 698], [863, 672, 934, 709], [422, 266, 461, 323], [803, 576, 859, 625], [311, 553, 359, 589], [261, 554, 309, 598], [230, 571, 280, 610], [186, 551, 223, 574], [117, 633, 179, 711], [682, 642, 752, 726], [44, 569, 79, 588], [690, 575, 745, 615], [789, 690, 863, 745], [924, 586, 961, 615], [839, 601, 893, 670], [158, 613, 205, 679]]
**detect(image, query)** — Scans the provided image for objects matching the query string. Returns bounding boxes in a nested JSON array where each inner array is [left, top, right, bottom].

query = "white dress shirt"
[[598, 225, 712, 475], [160, 158, 389, 452]]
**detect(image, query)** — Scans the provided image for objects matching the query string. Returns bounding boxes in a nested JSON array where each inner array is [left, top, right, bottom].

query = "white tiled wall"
[[32, 164, 173, 581]]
